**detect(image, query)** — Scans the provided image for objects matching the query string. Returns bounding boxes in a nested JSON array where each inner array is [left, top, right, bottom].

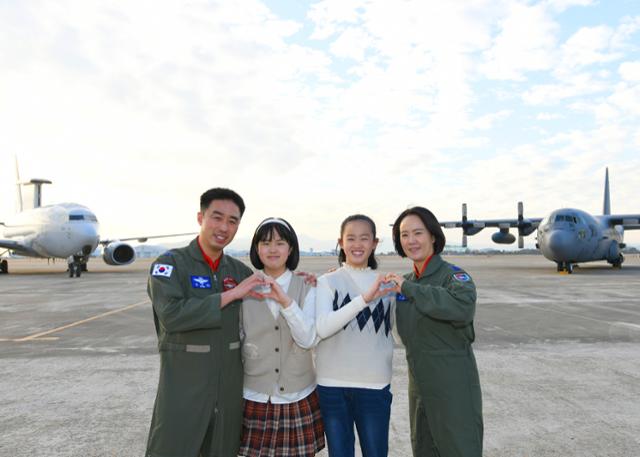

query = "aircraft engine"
[[103, 242, 136, 266], [491, 230, 516, 244], [606, 241, 621, 263], [465, 227, 484, 236]]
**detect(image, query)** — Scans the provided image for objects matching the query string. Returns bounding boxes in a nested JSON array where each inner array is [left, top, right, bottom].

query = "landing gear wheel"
[[81, 263, 88, 272], [612, 253, 624, 269], [566, 263, 573, 274], [0, 259, 8, 274], [68, 263, 82, 278], [557, 263, 563, 272]]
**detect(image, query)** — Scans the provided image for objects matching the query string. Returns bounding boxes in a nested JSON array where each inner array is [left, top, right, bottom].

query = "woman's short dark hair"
[[337, 214, 378, 270], [200, 188, 245, 216], [249, 218, 300, 271], [392, 207, 446, 257]]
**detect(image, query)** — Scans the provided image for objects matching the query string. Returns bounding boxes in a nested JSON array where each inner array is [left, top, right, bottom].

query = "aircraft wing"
[[0, 239, 40, 256], [99, 232, 197, 245], [439, 202, 544, 248], [604, 214, 640, 230], [440, 218, 543, 229]]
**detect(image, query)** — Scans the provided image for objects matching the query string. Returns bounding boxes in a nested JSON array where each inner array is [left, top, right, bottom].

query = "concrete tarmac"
[[1, 254, 639, 456]]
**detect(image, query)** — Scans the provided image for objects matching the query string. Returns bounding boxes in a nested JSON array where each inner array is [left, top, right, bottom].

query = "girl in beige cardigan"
[[239, 217, 325, 457]]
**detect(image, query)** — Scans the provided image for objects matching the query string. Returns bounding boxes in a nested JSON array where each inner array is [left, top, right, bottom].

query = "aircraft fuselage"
[[536, 208, 623, 265], [1, 203, 100, 259]]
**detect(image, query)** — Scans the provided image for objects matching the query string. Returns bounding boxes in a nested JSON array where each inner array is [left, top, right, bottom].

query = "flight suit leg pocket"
[[149, 344, 214, 457]]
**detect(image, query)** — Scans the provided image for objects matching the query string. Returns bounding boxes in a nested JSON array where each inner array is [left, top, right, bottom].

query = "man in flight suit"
[[145, 188, 265, 457]]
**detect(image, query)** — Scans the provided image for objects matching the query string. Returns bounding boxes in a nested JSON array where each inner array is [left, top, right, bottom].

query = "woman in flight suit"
[[385, 206, 483, 457]]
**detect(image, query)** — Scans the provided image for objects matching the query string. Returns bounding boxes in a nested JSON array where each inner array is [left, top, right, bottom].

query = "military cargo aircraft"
[[441, 169, 640, 273]]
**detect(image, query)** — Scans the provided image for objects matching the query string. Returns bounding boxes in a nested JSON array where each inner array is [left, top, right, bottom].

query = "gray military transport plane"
[[441, 169, 640, 273], [0, 169, 194, 277]]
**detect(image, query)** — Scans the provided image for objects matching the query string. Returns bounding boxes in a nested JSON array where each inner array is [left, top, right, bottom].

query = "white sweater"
[[315, 265, 395, 389]]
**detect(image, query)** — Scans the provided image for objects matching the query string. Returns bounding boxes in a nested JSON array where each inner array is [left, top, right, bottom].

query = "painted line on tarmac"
[[3, 300, 149, 342]]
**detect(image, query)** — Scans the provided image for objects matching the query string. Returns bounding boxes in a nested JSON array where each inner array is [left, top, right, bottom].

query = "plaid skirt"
[[239, 390, 325, 457]]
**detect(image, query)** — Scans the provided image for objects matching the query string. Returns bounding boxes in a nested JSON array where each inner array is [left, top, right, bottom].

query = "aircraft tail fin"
[[603, 167, 611, 215], [14, 157, 52, 211]]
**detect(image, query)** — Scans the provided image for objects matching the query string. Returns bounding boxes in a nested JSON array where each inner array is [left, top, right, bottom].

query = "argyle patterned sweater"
[[314, 265, 395, 389]]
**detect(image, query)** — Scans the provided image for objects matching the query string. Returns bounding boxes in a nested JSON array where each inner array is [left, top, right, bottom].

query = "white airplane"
[[0, 169, 194, 277], [441, 168, 640, 273]]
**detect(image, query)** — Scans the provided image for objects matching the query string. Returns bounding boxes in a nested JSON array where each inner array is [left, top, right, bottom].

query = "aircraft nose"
[[71, 224, 100, 252], [546, 230, 572, 259]]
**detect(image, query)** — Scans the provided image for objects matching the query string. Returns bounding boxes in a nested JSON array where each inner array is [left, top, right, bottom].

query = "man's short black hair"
[[392, 206, 446, 257], [200, 188, 245, 216], [249, 218, 300, 271]]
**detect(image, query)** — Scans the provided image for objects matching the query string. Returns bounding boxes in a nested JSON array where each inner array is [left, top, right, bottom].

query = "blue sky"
[[1, 0, 639, 251]]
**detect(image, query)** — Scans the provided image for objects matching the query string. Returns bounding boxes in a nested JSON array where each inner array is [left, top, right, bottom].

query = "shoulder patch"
[[450, 265, 462, 272], [453, 272, 470, 282], [152, 264, 174, 278], [396, 293, 408, 302]]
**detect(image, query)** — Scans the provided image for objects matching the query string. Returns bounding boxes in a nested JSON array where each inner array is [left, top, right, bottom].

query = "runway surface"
[[1, 254, 639, 456]]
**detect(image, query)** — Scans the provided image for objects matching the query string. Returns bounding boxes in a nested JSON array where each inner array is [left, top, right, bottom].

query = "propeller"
[[517, 202, 524, 249], [458, 203, 486, 247], [462, 203, 468, 248], [516, 201, 537, 248]]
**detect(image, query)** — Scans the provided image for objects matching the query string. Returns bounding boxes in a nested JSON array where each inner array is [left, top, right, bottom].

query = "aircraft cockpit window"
[[69, 214, 98, 222], [555, 214, 577, 224]]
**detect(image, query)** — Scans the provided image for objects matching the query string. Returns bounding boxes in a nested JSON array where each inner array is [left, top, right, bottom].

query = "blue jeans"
[[316, 384, 392, 457]]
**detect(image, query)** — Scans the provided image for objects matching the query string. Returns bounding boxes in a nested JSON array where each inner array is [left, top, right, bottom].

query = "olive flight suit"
[[146, 238, 252, 457], [395, 254, 483, 457]]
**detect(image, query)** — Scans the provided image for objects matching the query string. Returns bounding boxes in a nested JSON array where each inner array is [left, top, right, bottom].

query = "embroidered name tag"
[[191, 275, 212, 289], [396, 293, 408, 302], [152, 264, 173, 278], [453, 272, 470, 282]]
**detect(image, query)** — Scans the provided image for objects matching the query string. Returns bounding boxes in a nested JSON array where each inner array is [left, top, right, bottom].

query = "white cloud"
[[522, 73, 609, 105], [481, 2, 558, 80], [558, 25, 619, 72], [610, 15, 640, 50], [329, 27, 372, 60], [471, 110, 512, 129], [608, 82, 640, 116], [544, 0, 595, 13], [536, 112, 563, 120], [619, 61, 640, 81]]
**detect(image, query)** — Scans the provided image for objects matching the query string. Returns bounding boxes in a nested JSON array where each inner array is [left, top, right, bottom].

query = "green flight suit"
[[395, 254, 483, 457], [145, 238, 252, 457]]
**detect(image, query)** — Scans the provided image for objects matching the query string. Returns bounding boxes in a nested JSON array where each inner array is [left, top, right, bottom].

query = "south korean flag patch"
[[152, 264, 174, 278], [453, 272, 470, 282]]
